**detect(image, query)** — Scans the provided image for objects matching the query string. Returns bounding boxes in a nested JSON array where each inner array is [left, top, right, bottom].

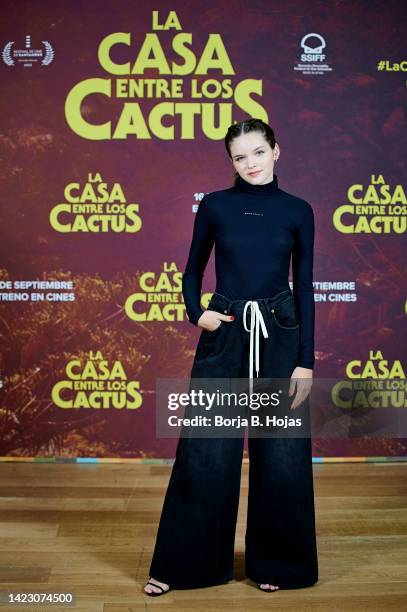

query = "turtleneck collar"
[[234, 172, 279, 197]]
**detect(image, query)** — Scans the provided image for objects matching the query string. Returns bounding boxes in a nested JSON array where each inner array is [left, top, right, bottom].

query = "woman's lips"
[[248, 170, 262, 177]]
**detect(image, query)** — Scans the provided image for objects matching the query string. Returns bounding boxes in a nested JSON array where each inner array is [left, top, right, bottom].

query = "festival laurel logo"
[[2, 34, 54, 67]]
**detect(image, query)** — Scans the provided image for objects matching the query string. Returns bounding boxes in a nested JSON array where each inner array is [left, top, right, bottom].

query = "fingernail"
[[230, 316, 235, 320]]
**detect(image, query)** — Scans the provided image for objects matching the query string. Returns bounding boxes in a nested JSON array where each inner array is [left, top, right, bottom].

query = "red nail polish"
[[230, 316, 235, 320]]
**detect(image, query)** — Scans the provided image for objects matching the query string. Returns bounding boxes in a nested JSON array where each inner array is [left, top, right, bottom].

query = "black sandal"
[[144, 580, 171, 596], [257, 583, 280, 592]]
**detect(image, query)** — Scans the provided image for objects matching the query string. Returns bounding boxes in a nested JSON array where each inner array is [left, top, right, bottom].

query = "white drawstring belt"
[[242, 301, 269, 395]]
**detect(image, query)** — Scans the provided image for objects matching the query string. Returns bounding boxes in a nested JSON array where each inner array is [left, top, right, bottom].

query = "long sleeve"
[[182, 195, 215, 326], [292, 202, 315, 369]]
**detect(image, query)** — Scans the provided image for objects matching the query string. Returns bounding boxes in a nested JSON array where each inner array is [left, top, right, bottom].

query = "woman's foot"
[[258, 583, 280, 592], [144, 576, 170, 595]]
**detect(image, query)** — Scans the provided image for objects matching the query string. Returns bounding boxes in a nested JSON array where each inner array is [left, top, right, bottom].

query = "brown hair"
[[224, 118, 277, 186]]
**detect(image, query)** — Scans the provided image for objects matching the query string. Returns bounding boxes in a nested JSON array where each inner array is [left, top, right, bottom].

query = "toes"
[[144, 578, 170, 594], [259, 583, 279, 591], [144, 585, 160, 594]]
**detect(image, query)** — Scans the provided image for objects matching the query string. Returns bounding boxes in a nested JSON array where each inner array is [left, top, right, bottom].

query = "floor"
[[0, 460, 406, 611]]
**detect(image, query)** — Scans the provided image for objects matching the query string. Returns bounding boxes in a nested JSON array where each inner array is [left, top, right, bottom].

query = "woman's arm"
[[182, 195, 215, 325], [292, 202, 315, 370]]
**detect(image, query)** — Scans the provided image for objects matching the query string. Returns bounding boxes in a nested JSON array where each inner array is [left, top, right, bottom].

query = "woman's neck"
[[234, 173, 279, 196]]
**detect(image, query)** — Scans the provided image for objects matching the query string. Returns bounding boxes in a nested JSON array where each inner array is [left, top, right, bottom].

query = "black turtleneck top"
[[182, 173, 315, 369]]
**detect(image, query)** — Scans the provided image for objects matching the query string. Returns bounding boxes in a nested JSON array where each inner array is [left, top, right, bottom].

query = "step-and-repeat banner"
[[0, 1, 405, 461]]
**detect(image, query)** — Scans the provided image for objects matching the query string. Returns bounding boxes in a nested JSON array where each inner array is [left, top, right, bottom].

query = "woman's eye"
[[235, 152, 263, 161]]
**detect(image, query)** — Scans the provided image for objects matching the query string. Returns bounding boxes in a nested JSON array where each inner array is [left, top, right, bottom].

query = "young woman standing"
[[144, 118, 318, 596]]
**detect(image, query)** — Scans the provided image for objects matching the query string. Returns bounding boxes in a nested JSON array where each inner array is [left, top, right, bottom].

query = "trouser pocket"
[[195, 300, 231, 362], [270, 296, 299, 329]]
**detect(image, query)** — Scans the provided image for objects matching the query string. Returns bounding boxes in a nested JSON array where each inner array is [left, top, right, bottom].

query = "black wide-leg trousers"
[[149, 289, 318, 589]]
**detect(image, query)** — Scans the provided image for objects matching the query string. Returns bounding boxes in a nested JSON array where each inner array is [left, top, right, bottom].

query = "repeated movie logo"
[[51, 351, 142, 410], [333, 175, 406, 234], [2, 35, 54, 67], [64, 10, 267, 140], [125, 261, 212, 322], [49, 173, 141, 233], [332, 350, 406, 409], [293, 32, 332, 76]]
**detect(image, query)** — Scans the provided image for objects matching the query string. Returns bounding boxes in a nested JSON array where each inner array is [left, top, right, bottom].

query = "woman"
[[144, 118, 318, 596]]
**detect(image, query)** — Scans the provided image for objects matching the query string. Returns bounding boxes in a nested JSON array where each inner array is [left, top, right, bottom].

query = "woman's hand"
[[288, 366, 313, 410], [197, 310, 235, 332]]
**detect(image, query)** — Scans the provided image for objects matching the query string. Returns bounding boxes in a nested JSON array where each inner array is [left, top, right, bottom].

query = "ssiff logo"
[[293, 33, 332, 76], [2, 35, 54, 67]]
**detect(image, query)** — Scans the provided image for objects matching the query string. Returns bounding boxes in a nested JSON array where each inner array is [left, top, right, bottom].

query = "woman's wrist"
[[293, 365, 313, 377]]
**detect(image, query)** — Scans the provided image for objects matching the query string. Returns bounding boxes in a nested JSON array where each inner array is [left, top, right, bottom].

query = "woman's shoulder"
[[278, 188, 314, 214], [202, 186, 235, 200], [199, 187, 236, 210]]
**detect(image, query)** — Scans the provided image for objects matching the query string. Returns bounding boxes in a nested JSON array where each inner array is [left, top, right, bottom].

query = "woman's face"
[[229, 131, 279, 185]]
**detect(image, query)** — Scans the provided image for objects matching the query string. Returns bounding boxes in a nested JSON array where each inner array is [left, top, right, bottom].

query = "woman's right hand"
[[197, 310, 235, 331]]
